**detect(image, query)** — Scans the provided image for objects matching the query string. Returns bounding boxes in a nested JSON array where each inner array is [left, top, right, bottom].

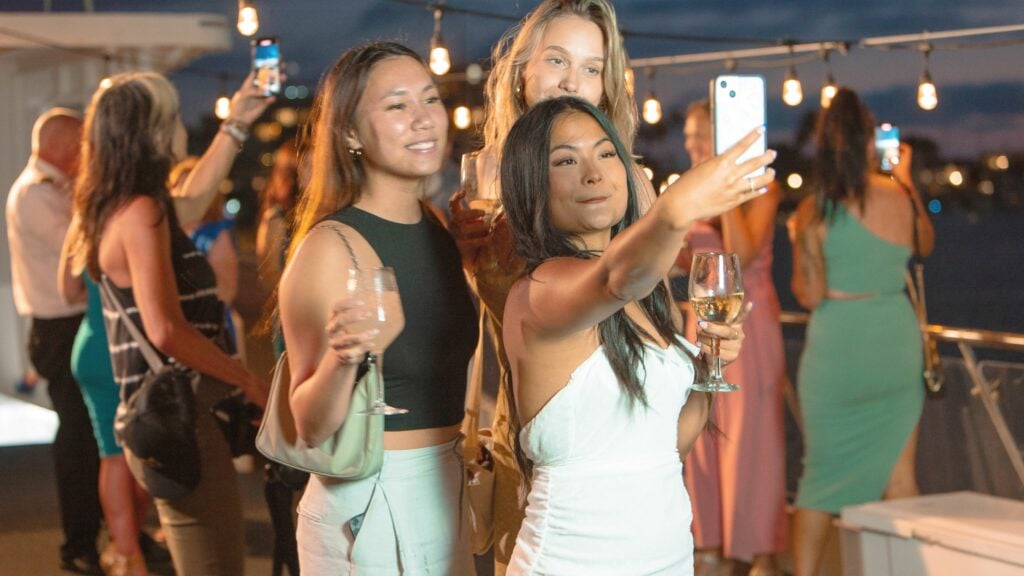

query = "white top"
[[508, 338, 697, 576], [5, 157, 84, 318]]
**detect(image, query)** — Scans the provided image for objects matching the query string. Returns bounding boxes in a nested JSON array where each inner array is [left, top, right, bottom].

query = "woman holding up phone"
[[499, 97, 773, 575], [789, 88, 934, 576], [279, 42, 478, 574]]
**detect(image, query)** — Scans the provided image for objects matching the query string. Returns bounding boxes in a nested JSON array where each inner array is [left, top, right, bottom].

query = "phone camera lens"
[[720, 80, 728, 88], [729, 90, 736, 98]]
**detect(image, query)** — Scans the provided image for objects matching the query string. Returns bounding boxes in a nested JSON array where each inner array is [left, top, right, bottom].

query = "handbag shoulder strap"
[[99, 275, 166, 372], [313, 222, 360, 270]]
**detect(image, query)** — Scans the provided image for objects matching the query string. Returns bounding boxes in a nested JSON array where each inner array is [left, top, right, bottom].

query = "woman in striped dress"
[[70, 70, 268, 576]]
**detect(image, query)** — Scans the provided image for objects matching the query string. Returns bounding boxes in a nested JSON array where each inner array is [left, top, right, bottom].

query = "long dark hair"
[[814, 87, 875, 220], [287, 41, 425, 262], [500, 96, 701, 483], [73, 71, 181, 278]]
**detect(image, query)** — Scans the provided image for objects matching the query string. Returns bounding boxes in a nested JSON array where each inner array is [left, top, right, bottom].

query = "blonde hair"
[[483, 0, 636, 161]]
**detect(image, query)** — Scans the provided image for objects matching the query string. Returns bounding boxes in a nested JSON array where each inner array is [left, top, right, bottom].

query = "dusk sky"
[[5, 0, 1024, 163]]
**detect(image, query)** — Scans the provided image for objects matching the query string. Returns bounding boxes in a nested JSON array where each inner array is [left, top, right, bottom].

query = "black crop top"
[[326, 206, 478, 431]]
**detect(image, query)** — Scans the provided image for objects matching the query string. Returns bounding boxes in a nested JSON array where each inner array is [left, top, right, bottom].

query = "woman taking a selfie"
[[789, 87, 933, 576], [279, 42, 478, 573], [499, 96, 774, 575]]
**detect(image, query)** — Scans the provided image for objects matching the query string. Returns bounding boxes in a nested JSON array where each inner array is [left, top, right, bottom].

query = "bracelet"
[[219, 120, 249, 148]]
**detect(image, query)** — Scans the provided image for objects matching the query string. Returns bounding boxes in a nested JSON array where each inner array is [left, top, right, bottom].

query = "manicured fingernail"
[[698, 321, 709, 330], [768, 149, 777, 158], [757, 126, 766, 134]]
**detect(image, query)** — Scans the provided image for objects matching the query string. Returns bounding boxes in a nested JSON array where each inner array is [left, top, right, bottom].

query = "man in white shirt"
[[6, 108, 101, 574]]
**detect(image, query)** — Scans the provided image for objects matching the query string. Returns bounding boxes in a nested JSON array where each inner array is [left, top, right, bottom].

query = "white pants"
[[297, 440, 475, 575]]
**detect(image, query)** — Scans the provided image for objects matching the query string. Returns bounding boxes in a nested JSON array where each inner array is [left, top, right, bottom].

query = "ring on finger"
[[746, 176, 756, 195]]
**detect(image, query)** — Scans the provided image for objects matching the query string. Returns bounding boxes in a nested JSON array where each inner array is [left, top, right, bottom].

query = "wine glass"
[[461, 152, 501, 228], [345, 267, 407, 415], [688, 251, 744, 393]]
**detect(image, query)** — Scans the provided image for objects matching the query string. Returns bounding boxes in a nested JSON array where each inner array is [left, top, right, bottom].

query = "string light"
[[641, 68, 662, 125], [215, 95, 231, 120], [429, 8, 451, 76], [453, 105, 471, 130], [820, 50, 837, 108], [781, 44, 803, 106], [237, 1, 259, 37], [917, 46, 938, 111]]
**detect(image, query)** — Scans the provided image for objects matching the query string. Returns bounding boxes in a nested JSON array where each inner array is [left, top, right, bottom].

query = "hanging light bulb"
[[642, 93, 662, 125], [819, 49, 837, 108], [782, 65, 803, 107], [453, 105, 471, 130], [215, 95, 231, 120], [429, 9, 451, 76], [917, 47, 938, 111], [237, 1, 259, 36], [641, 68, 661, 124], [820, 73, 837, 108]]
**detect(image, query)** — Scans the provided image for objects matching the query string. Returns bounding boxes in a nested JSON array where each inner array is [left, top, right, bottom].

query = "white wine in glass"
[[346, 267, 407, 415], [688, 252, 744, 392], [461, 151, 501, 227]]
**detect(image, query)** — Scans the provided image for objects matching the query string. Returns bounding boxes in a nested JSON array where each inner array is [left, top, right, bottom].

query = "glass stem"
[[367, 351, 385, 406], [711, 335, 723, 381]]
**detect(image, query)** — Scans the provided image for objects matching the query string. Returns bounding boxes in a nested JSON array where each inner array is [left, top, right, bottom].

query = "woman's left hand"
[[696, 301, 752, 364], [227, 71, 279, 127]]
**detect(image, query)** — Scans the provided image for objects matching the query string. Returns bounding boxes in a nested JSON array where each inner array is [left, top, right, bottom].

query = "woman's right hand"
[[448, 189, 492, 272], [665, 127, 776, 224], [325, 296, 379, 367]]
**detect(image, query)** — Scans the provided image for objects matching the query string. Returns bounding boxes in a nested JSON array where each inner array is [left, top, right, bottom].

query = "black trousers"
[[29, 314, 101, 560]]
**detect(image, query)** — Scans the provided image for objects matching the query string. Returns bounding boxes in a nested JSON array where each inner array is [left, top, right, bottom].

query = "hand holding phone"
[[252, 37, 281, 97], [712, 74, 767, 178], [875, 123, 900, 172]]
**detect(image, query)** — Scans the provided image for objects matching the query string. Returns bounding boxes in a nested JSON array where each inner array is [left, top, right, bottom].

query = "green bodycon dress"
[[795, 205, 924, 514]]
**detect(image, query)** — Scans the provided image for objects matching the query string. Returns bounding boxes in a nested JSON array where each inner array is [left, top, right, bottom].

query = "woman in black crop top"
[[279, 43, 479, 573]]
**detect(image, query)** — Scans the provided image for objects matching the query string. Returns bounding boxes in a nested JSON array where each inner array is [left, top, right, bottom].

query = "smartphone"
[[875, 122, 900, 172], [252, 37, 281, 97], [712, 74, 766, 177]]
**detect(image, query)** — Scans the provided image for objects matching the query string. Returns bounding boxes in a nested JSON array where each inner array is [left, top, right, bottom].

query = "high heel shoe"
[[99, 543, 147, 576]]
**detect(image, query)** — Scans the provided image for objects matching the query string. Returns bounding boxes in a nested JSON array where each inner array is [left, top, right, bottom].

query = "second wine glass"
[[688, 251, 744, 393], [345, 267, 407, 415], [461, 151, 501, 228]]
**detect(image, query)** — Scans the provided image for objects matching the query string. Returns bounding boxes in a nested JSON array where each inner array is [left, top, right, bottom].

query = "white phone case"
[[712, 74, 766, 177]]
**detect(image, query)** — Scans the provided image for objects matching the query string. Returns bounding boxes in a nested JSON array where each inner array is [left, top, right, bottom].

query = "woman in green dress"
[[789, 87, 935, 576]]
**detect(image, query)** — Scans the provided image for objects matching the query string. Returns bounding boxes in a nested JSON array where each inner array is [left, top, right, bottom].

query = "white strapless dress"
[[507, 340, 697, 576]]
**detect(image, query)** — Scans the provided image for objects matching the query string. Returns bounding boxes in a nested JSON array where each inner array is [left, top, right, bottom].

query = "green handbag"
[[255, 351, 383, 479], [255, 223, 384, 479]]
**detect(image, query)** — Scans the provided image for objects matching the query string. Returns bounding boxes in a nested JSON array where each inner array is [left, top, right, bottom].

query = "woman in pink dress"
[[679, 100, 788, 576]]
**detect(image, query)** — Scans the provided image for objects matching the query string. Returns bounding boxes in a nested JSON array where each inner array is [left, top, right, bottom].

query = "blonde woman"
[[450, 2, 657, 571]]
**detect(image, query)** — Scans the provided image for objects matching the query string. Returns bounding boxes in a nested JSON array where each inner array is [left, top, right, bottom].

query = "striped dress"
[[100, 222, 227, 396]]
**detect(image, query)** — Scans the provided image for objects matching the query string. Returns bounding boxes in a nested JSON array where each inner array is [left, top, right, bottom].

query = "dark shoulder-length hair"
[[287, 41, 425, 262], [73, 71, 181, 279], [500, 96, 701, 482], [813, 87, 875, 220]]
